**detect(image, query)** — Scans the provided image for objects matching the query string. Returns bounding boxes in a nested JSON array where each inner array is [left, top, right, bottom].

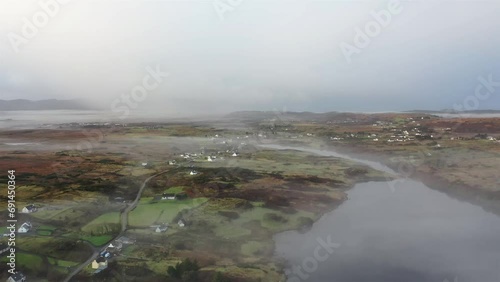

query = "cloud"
[[1, 0, 500, 113]]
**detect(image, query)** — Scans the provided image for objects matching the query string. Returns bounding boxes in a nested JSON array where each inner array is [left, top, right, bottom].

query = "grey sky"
[[1, 0, 500, 114]]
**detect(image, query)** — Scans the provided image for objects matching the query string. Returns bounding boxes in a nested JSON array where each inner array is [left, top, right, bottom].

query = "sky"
[[1, 0, 500, 115]]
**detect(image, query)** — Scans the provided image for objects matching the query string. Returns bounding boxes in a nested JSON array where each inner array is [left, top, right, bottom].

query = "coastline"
[[318, 142, 500, 217]]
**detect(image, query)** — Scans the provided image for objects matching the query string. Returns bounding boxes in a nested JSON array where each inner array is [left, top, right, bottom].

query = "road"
[[63, 171, 168, 282]]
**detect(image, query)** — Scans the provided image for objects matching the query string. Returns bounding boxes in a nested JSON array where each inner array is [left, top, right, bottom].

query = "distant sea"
[[434, 113, 500, 118], [1, 110, 499, 130], [0, 110, 113, 129]]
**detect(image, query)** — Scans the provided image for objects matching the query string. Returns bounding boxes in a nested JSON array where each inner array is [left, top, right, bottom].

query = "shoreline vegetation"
[[1, 111, 499, 281], [273, 138, 500, 217]]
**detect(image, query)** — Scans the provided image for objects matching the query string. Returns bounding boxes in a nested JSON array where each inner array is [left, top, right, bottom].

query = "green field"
[[211, 206, 315, 237], [48, 257, 79, 267], [81, 212, 121, 237], [81, 234, 113, 246], [1, 252, 44, 272], [164, 186, 185, 194], [85, 212, 120, 226], [36, 225, 57, 236], [129, 198, 208, 227]]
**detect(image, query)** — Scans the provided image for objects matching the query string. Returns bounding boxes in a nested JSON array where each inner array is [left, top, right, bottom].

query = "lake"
[[269, 145, 500, 282]]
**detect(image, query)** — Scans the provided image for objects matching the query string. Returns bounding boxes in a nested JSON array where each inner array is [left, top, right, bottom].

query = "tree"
[[167, 258, 200, 279], [213, 272, 231, 282]]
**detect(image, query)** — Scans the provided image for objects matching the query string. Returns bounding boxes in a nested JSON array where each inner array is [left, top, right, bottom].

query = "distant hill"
[[406, 109, 500, 114], [225, 111, 378, 123], [0, 99, 94, 111]]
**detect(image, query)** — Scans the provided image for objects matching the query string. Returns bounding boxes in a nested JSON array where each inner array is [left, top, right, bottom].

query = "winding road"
[[63, 171, 168, 282]]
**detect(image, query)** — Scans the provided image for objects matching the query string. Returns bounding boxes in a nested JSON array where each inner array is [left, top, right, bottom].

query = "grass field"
[[84, 212, 120, 226], [129, 198, 208, 227], [211, 205, 315, 237], [1, 252, 45, 272], [47, 257, 79, 267], [81, 234, 114, 246], [164, 186, 185, 194], [36, 225, 57, 236]]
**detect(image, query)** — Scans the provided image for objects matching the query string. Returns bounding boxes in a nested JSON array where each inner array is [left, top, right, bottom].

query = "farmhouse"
[[161, 193, 176, 200], [7, 272, 26, 282], [92, 257, 108, 270], [17, 222, 32, 233], [178, 219, 186, 227], [107, 241, 123, 251], [156, 224, 168, 233], [21, 204, 37, 213]]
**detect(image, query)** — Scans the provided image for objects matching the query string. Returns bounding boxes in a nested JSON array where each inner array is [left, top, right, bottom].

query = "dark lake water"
[[268, 145, 500, 282]]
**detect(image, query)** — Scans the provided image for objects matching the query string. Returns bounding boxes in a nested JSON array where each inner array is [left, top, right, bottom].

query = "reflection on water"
[[271, 147, 500, 282], [275, 181, 500, 282]]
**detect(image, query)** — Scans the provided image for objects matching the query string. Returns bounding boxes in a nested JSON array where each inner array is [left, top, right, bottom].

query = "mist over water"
[[275, 176, 500, 282]]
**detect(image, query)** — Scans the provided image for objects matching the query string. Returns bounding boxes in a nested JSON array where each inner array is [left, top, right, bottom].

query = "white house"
[[232, 152, 238, 157], [156, 224, 168, 233], [92, 257, 108, 270], [189, 171, 198, 176], [107, 241, 123, 251], [141, 162, 148, 166], [168, 160, 176, 165], [17, 222, 32, 233], [161, 193, 176, 200], [207, 156, 213, 162], [7, 272, 26, 282], [21, 204, 37, 213], [178, 220, 185, 227]]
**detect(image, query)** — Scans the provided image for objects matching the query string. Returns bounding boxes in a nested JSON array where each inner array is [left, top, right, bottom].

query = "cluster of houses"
[[91, 236, 135, 273], [150, 219, 186, 233]]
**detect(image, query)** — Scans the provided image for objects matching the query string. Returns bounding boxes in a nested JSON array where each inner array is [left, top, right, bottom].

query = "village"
[[2, 112, 500, 281]]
